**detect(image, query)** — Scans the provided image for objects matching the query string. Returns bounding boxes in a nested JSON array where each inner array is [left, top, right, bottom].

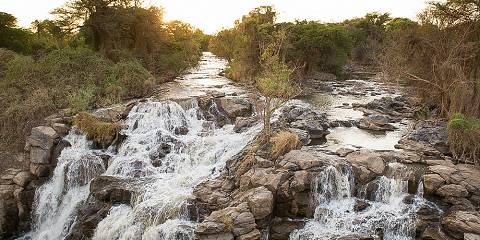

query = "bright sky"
[[0, 0, 428, 34]]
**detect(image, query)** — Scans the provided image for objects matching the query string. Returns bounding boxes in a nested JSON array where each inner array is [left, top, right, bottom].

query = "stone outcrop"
[[357, 114, 396, 131]]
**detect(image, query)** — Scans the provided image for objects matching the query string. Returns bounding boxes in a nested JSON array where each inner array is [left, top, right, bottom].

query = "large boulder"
[[281, 105, 330, 140], [357, 114, 396, 131], [346, 150, 385, 175], [436, 184, 469, 198], [12, 171, 33, 187], [90, 176, 136, 204], [441, 211, 480, 239], [279, 150, 334, 171], [66, 201, 112, 240], [26, 126, 58, 151], [239, 168, 288, 192], [423, 174, 445, 195], [195, 203, 257, 240], [217, 97, 253, 121], [243, 187, 274, 220]]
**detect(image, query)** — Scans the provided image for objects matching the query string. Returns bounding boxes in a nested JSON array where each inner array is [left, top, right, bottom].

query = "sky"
[[0, 0, 428, 34]]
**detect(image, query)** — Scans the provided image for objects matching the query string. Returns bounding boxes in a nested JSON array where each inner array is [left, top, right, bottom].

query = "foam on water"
[[290, 163, 435, 240], [91, 100, 260, 239], [23, 53, 260, 240], [26, 133, 105, 240]]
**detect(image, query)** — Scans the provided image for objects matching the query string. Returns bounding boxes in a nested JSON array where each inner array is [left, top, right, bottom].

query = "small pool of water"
[[301, 79, 409, 151]]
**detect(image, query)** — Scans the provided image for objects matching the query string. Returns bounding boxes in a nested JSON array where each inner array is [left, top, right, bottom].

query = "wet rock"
[[441, 210, 480, 239], [423, 174, 445, 195], [26, 126, 58, 150], [0, 184, 18, 238], [436, 184, 469, 198], [174, 126, 189, 135], [270, 218, 305, 240], [217, 97, 253, 121], [51, 139, 71, 166], [12, 171, 33, 187], [30, 163, 51, 177], [354, 199, 371, 212], [244, 187, 274, 219], [336, 148, 355, 157], [346, 150, 385, 175], [52, 123, 70, 136], [281, 105, 329, 140], [357, 114, 396, 131], [355, 96, 412, 117], [234, 117, 257, 133], [92, 103, 132, 122], [66, 201, 112, 240], [90, 176, 135, 204]]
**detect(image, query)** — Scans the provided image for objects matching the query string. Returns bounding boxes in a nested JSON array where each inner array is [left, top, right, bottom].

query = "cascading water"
[[22, 53, 260, 240], [92, 100, 260, 239], [24, 133, 105, 240], [290, 163, 434, 240]]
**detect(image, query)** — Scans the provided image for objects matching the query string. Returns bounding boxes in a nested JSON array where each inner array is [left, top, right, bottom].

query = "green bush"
[[0, 47, 154, 150], [448, 113, 480, 165]]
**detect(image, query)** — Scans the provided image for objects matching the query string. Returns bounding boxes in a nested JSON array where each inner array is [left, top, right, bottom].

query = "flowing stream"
[[290, 163, 435, 240], [23, 53, 438, 240], [23, 53, 260, 240]]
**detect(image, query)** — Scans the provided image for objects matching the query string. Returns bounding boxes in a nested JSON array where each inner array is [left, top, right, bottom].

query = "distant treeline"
[[209, 1, 480, 164], [0, 0, 208, 150], [208, 6, 396, 80]]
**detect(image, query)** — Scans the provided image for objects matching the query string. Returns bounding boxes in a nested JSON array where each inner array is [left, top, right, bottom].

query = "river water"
[[23, 52, 435, 240]]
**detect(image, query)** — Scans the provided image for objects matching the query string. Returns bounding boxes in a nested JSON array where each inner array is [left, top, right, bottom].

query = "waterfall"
[[25, 133, 105, 240], [91, 100, 260, 239], [290, 163, 429, 240], [20, 51, 260, 240]]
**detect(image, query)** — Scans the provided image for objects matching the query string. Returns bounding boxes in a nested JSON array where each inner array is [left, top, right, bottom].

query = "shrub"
[[74, 112, 121, 147], [270, 131, 300, 159], [109, 60, 153, 98], [0, 47, 154, 150], [447, 113, 480, 165]]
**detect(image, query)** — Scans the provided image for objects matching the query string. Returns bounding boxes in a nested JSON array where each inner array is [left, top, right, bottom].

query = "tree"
[[0, 12, 33, 53], [257, 30, 300, 140]]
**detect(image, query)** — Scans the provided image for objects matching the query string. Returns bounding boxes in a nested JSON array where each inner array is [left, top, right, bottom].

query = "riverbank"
[[0, 53, 479, 240]]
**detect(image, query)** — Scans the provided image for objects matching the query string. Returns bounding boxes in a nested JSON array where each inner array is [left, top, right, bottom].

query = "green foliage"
[[286, 21, 352, 74], [0, 12, 33, 54], [343, 12, 391, 62], [68, 87, 96, 112], [210, 6, 276, 81], [210, 7, 354, 79], [448, 113, 480, 133], [0, 47, 152, 149], [448, 113, 480, 165]]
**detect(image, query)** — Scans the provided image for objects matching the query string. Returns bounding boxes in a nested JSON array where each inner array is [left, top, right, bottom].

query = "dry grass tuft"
[[74, 112, 121, 147], [270, 131, 300, 159]]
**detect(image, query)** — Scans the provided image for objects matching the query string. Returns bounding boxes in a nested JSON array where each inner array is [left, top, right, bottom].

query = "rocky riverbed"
[[0, 53, 479, 240]]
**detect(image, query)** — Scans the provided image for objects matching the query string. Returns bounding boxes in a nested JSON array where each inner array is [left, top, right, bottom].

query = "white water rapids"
[[22, 53, 260, 240], [21, 53, 440, 240], [290, 163, 437, 240]]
